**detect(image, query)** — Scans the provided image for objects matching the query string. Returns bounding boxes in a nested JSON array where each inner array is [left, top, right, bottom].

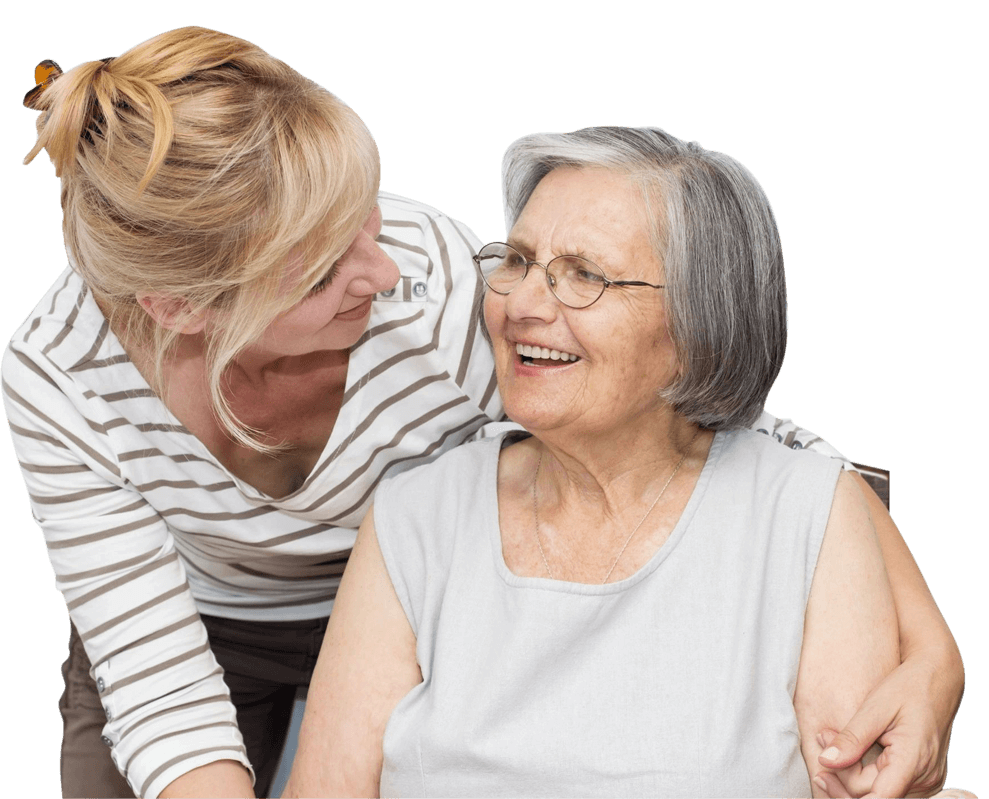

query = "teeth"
[[515, 343, 580, 362]]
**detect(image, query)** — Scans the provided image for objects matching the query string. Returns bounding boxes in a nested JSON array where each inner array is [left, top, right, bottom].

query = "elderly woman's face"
[[485, 167, 680, 436]]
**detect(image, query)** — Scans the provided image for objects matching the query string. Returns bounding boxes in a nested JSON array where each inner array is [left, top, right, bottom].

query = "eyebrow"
[[506, 235, 615, 272]]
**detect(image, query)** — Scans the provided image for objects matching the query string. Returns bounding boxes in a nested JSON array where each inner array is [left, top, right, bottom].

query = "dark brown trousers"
[[59, 613, 328, 798]]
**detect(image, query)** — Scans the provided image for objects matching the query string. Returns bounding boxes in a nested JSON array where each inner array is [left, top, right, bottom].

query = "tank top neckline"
[[488, 429, 728, 595]]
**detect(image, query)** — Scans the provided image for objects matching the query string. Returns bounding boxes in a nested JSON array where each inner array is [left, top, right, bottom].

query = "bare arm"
[[159, 762, 254, 798], [813, 475, 964, 797], [282, 506, 422, 798], [858, 474, 960, 664], [795, 471, 900, 796]]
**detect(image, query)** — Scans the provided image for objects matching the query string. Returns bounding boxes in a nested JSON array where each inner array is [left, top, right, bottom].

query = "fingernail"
[[813, 776, 828, 792], [820, 746, 840, 762]]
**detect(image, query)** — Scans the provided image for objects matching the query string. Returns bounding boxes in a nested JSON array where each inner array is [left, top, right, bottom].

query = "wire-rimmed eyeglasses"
[[472, 242, 665, 309]]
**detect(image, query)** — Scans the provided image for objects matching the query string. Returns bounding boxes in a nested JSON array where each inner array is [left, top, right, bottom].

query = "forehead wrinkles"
[[511, 176, 657, 276]]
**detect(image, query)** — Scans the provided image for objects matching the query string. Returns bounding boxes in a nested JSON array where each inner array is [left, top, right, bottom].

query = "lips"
[[334, 298, 373, 321]]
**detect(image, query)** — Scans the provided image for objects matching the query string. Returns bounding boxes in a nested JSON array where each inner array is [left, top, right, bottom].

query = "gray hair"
[[502, 127, 786, 430]]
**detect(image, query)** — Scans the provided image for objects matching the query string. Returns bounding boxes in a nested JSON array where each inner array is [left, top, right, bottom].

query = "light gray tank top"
[[374, 428, 842, 798]]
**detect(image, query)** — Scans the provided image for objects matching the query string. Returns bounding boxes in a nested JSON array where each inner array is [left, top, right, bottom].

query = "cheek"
[[483, 294, 514, 372], [482, 293, 505, 341], [271, 293, 343, 340], [647, 324, 681, 385]]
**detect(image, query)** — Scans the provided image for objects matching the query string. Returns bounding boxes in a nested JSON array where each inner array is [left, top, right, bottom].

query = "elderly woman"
[[284, 127, 950, 798], [6, 27, 961, 799]]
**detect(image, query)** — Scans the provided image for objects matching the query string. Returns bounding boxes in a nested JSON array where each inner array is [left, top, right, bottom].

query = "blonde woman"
[[6, 27, 501, 798], [5, 27, 961, 799]]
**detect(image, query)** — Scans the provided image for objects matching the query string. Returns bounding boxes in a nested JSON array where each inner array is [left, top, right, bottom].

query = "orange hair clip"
[[24, 59, 62, 109]]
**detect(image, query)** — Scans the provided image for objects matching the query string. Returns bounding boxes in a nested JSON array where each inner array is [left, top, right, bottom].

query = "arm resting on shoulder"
[[795, 471, 900, 797], [282, 506, 422, 798]]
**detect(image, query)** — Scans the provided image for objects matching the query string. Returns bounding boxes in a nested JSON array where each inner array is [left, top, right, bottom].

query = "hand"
[[812, 652, 962, 798]]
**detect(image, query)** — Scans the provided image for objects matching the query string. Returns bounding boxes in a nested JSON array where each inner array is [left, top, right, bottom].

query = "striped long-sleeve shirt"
[[2, 193, 504, 798]]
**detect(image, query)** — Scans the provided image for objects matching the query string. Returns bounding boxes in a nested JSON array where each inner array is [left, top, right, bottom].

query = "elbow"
[[942, 640, 965, 713], [931, 608, 965, 710]]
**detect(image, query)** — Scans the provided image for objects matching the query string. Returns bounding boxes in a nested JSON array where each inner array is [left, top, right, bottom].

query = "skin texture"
[[795, 471, 900, 796], [812, 473, 964, 798], [281, 507, 421, 798]]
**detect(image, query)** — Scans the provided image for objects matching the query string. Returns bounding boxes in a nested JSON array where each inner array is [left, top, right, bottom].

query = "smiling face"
[[242, 205, 400, 360], [484, 167, 681, 438]]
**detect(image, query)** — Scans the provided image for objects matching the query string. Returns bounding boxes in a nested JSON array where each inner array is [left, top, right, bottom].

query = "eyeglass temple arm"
[[608, 279, 665, 289]]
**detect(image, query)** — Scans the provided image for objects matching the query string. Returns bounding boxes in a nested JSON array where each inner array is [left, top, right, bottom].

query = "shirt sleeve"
[[2, 343, 252, 798], [424, 207, 504, 424], [751, 409, 856, 471]]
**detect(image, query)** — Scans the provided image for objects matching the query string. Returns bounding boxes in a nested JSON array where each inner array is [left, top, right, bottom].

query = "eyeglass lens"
[[475, 243, 607, 308]]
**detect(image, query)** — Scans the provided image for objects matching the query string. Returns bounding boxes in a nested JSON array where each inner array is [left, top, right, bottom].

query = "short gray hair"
[[502, 127, 786, 430]]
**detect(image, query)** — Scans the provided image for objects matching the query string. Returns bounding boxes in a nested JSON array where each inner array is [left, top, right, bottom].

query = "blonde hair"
[[24, 26, 380, 449]]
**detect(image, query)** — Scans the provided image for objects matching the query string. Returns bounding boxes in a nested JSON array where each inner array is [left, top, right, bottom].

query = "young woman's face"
[[245, 206, 400, 359]]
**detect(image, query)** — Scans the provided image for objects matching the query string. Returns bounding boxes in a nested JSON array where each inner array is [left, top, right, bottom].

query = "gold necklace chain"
[[532, 429, 701, 584]]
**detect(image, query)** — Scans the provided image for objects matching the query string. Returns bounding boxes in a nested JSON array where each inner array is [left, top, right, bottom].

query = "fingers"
[[820, 737, 873, 771], [818, 698, 894, 770], [859, 759, 912, 799], [814, 770, 853, 798]]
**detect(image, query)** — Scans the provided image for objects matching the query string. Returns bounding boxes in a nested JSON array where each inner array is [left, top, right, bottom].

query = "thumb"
[[819, 699, 892, 770]]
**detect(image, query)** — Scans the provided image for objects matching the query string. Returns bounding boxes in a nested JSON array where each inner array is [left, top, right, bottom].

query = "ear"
[[136, 293, 208, 335]]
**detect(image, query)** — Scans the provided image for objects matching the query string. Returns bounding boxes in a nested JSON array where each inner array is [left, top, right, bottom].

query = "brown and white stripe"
[[2, 193, 504, 798]]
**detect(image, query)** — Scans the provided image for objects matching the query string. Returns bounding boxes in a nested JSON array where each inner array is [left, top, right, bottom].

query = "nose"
[[343, 233, 400, 297], [503, 262, 558, 322]]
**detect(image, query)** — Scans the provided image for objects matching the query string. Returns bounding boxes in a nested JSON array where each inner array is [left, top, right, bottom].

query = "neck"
[[120, 325, 208, 396], [230, 348, 350, 390], [532, 411, 708, 513]]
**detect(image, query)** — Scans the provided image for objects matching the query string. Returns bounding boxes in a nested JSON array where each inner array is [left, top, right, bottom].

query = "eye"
[[487, 248, 526, 273], [560, 257, 605, 285], [575, 267, 605, 285], [308, 265, 338, 296], [477, 244, 527, 279]]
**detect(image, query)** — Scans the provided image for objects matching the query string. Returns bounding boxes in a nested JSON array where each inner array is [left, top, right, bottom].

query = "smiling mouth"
[[334, 298, 373, 321], [516, 342, 581, 366]]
